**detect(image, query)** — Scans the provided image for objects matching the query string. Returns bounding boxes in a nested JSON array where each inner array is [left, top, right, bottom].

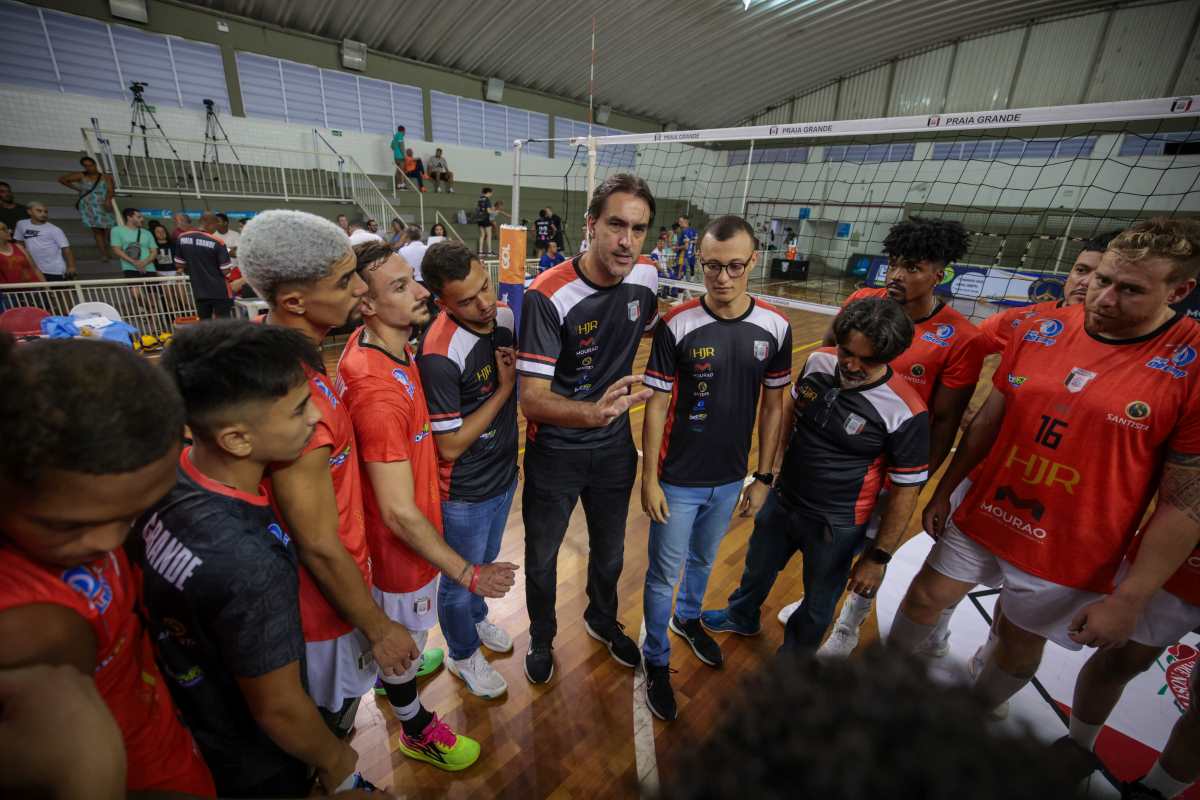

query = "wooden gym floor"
[[322, 295, 991, 799]]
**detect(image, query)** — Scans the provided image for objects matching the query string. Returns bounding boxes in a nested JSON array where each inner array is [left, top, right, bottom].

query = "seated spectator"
[[57, 157, 115, 264], [14, 202, 75, 281], [348, 218, 383, 247], [367, 218, 380, 235], [427, 222, 448, 246], [427, 149, 454, 193], [0, 181, 28, 236], [397, 225, 427, 283], [0, 221, 42, 284], [336, 214, 350, 236], [149, 220, 176, 274], [402, 149, 426, 192], [538, 240, 565, 273], [389, 217, 405, 249]]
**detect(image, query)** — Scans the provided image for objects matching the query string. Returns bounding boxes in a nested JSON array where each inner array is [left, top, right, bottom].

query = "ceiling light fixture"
[[743, 0, 752, 9]]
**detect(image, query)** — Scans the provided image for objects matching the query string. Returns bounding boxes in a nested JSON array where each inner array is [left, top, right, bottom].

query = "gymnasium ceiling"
[[183, 0, 1115, 129]]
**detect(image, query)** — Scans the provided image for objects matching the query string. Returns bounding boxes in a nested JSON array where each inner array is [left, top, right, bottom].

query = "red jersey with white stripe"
[[267, 365, 372, 642], [954, 305, 1200, 593], [0, 547, 215, 795], [337, 328, 441, 594], [843, 288, 984, 402], [977, 299, 1063, 356], [645, 296, 792, 486]]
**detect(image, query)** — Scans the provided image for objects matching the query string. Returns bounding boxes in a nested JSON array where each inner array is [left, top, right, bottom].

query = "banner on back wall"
[[868, 260, 1066, 306], [498, 225, 527, 330]]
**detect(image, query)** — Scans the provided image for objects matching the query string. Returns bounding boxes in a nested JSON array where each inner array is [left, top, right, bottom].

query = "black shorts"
[[478, 222, 492, 230], [196, 298, 235, 319], [121, 269, 152, 279], [43, 273, 68, 282]]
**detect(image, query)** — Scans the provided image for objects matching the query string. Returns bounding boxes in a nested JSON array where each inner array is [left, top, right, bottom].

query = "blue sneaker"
[[700, 608, 761, 636]]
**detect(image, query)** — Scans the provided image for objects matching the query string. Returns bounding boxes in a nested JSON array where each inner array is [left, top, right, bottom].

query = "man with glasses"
[[775, 217, 983, 658], [701, 297, 930, 655], [639, 215, 792, 721]]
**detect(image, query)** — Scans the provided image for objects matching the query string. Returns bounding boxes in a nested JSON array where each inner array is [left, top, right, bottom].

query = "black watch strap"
[[868, 548, 893, 565], [752, 471, 775, 487]]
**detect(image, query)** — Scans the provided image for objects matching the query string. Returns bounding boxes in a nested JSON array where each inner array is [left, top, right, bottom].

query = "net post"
[[741, 138, 755, 216], [586, 136, 597, 212], [512, 139, 523, 223]]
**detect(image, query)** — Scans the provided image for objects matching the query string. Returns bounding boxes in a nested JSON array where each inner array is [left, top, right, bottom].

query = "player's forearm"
[[434, 384, 513, 462], [874, 484, 920, 553], [640, 397, 669, 487], [928, 414, 959, 476], [755, 391, 784, 475], [519, 383, 605, 428], [251, 684, 350, 778], [934, 393, 1003, 501], [1118, 505, 1200, 606], [382, 504, 470, 582], [293, 543, 391, 643], [64, 249, 76, 274]]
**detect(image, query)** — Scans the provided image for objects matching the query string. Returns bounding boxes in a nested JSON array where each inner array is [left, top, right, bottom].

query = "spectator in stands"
[[391, 125, 406, 189], [348, 218, 383, 247], [428, 222, 448, 246], [491, 201, 510, 244], [547, 207, 565, 251], [402, 149, 426, 192], [148, 221, 175, 274], [336, 214, 350, 236], [389, 218, 405, 249], [477, 188, 495, 255], [175, 212, 234, 320], [0, 221, 42, 284], [215, 213, 240, 264], [171, 213, 193, 244], [0, 182, 28, 236], [367, 219, 380, 235], [578, 224, 589, 253], [397, 225, 427, 283], [427, 149, 454, 193], [14, 203, 74, 282], [538, 240, 565, 274], [111, 208, 157, 278], [57, 158, 115, 264]]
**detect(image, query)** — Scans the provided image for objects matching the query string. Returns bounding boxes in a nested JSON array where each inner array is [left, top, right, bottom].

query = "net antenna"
[[124, 81, 188, 187], [201, 99, 248, 182], [528, 95, 1200, 319]]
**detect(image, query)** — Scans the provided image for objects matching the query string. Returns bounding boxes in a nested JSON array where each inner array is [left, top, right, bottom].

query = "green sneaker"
[[397, 713, 480, 771], [374, 649, 445, 695]]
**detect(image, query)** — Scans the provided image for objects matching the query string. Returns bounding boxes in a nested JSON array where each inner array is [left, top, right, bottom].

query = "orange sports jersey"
[[268, 365, 372, 642], [953, 305, 1200, 593], [0, 547, 215, 795], [1128, 533, 1200, 608], [336, 328, 441, 594], [843, 287, 984, 403], [977, 299, 1063, 355]]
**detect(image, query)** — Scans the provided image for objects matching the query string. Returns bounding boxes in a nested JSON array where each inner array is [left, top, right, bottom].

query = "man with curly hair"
[[776, 217, 985, 659]]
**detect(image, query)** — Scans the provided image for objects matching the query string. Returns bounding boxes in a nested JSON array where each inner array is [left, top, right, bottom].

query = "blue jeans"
[[725, 490, 868, 654], [643, 480, 743, 666], [436, 478, 517, 660]]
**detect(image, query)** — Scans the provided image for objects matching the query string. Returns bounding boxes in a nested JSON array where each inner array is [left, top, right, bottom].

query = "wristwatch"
[[867, 548, 893, 565], [752, 471, 775, 487]]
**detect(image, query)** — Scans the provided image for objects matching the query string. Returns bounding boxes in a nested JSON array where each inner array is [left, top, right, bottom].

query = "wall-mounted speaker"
[[341, 39, 367, 72], [486, 78, 505, 103], [595, 104, 612, 125]]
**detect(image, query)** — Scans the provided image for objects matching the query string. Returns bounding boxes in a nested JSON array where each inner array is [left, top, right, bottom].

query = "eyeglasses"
[[700, 259, 751, 278]]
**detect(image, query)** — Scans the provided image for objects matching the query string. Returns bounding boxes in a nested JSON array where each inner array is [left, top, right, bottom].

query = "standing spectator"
[[533, 209, 553, 258], [0, 221, 42, 284], [427, 148, 454, 192], [491, 201, 510, 246], [171, 213, 193, 244], [110, 207, 157, 278], [148, 221, 176, 274], [57, 157, 115, 264], [215, 213, 240, 265], [402, 149, 426, 192], [14, 202, 75, 281], [0, 181, 28, 235], [336, 214, 350, 236], [676, 216, 698, 278], [174, 211, 233, 320], [390, 126, 406, 189], [428, 222, 448, 246], [476, 188, 494, 255], [538, 240, 565, 273], [546, 207, 565, 252], [397, 225, 428, 283]]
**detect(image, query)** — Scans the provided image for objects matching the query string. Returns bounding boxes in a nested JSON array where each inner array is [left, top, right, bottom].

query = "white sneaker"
[[446, 650, 508, 698], [966, 645, 1009, 720], [777, 599, 802, 625], [815, 623, 860, 660], [476, 618, 513, 653], [448, 187, 455, 193]]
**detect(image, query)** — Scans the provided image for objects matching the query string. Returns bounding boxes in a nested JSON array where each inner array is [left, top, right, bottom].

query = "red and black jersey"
[[977, 299, 1063, 356], [779, 349, 930, 525], [417, 305, 519, 502], [645, 296, 792, 486], [843, 288, 984, 402], [516, 255, 659, 449], [954, 305, 1200, 593]]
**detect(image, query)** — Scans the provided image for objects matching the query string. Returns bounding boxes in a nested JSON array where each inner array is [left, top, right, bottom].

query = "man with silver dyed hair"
[[239, 209, 422, 737]]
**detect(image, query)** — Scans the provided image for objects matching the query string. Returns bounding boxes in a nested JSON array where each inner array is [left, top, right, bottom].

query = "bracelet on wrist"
[[468, 565, 481, 594], [457, 562, 473, 586]]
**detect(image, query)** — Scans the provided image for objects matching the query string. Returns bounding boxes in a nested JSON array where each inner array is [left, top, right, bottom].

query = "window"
[[0, 1, 228, 110], [236, 51, 425, 138], [1118, 132, 1200, 157], [931, 137, 1097, 161], [432, 90, 549, 153], [554, 117, 636, 167], [824, 142, 915, 163], [727, 147, 809, 166]]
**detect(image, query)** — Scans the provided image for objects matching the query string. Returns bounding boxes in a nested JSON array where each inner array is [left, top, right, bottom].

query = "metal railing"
[[1, 275, 198, 334], [391, 165, 425, 230]]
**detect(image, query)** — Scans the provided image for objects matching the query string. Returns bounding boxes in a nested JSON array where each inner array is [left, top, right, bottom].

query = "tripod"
[[201, 99, 248, 183], [125, 82, 188, 187]]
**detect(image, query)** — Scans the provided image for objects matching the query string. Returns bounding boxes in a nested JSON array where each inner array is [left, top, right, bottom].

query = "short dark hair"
[[397, 125, 405, 132], [215, 212, 229, 224], [832, 297, 914, 363], [701, 214, 759, 250], [883, 217, 968, 266], [162, 320, 320, 442], [1080, 230, 1123, 253], [422, 241, 479, 294], [482, 187, 493, 194], [353, 241, 396, 294], [122, 207, 141, 221], [0, 334, 184, 487], [0, 181, 8, 189], [586, 173, 656, 226], [667, 647, 1074, 800], [79, 156, 97, 167]]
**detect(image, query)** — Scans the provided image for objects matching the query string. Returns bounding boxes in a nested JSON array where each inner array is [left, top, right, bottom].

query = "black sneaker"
[[585, 620, 642, 668], [1048, 735, 1103, 784], [669, 615, 724, 668], [645, 664, 677, 721], [1122, 779, 1169, 800], [524, 640, 554, 684]]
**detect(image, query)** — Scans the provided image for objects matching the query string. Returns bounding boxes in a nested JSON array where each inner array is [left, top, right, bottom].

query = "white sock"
[[1143, 760, 1193, 799], [927, 603, 957, 646], [973, 658, 1032, 712], [1068, 716, 1103, 751], [836, 591, 873, 629], [887, 610, 937, 654]]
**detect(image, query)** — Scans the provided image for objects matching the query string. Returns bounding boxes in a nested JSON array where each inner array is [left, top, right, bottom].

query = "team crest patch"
[[1126, 401, 1151, 420], [753, 340, 769, 361], [627, 300, 641, 321], [844, 413, 866, 436], [910, 364, 925, 377], [61, 565, 113, 614], [1064, 366, 1097, 393], [392, 367, 415, 397]]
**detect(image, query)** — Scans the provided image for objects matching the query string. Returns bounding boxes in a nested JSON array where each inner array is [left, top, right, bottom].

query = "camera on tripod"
[[129, 81, 149, 97], [203, 98, 215, 110]]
